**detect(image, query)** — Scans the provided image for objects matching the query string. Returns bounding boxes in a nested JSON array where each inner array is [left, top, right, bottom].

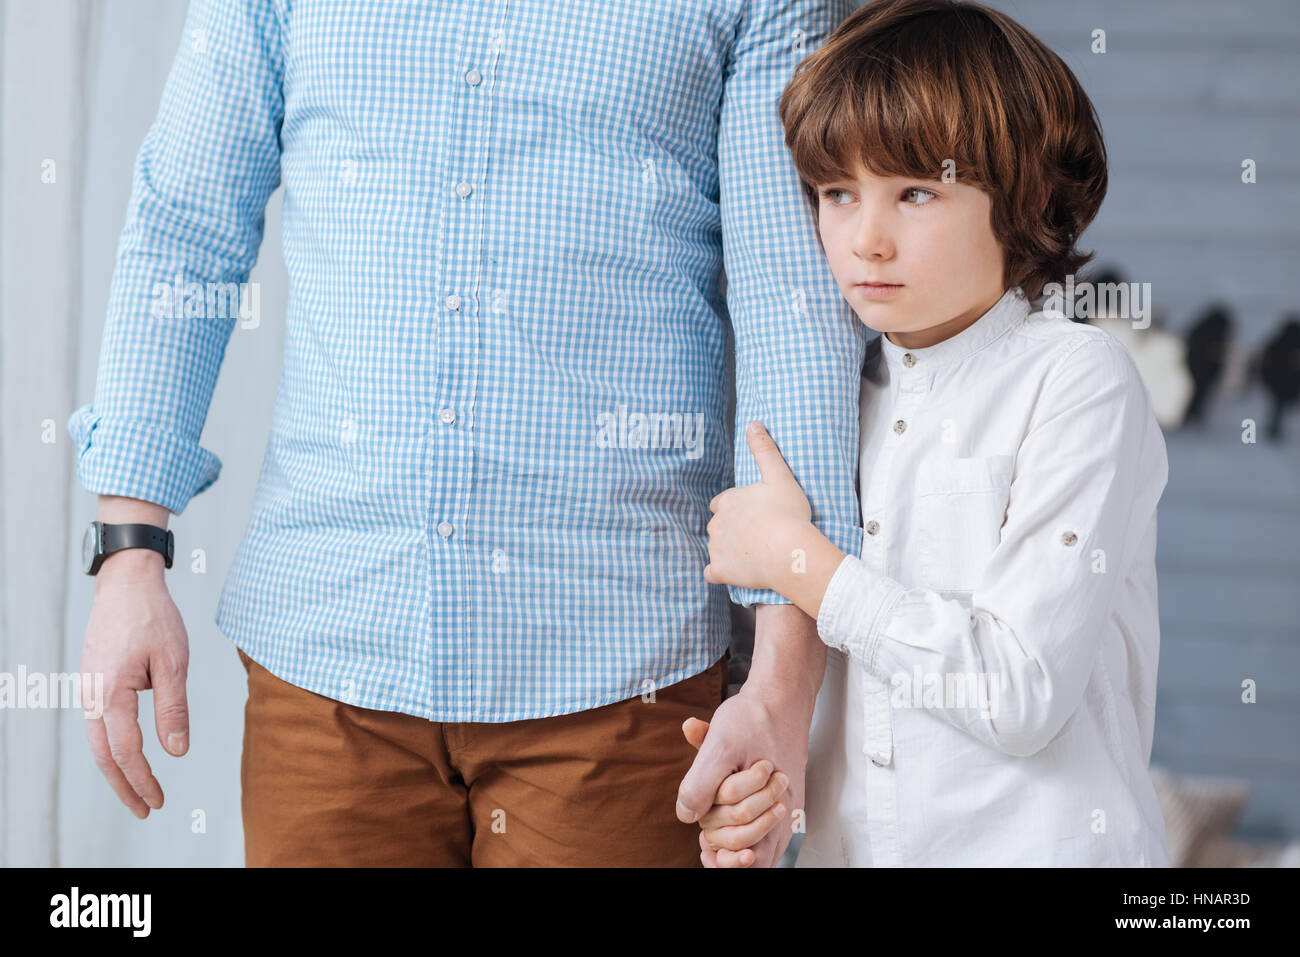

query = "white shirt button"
[[455, 181, 473, 198], [865, 520, 880, 536], [437, 521, 454, 539], [445, 294, 462, 311], [439, 408, 456, 425], [1062, 531, 1078, 546], [465, 68, 482, 86], [902, 352, 916, 367], [893, 419, 907, 435]]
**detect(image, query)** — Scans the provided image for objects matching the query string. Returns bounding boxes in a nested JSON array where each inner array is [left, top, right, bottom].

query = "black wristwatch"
[[82, 521, 174, 574]]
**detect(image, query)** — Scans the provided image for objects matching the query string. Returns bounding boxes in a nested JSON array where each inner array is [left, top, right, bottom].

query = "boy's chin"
[[853, 312, 902, 336]]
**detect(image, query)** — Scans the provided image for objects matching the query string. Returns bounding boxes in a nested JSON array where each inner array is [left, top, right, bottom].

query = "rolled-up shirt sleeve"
[[718, 0, 867, 608], [817, 336, 1168, 756], [67, 0, 285, 515]]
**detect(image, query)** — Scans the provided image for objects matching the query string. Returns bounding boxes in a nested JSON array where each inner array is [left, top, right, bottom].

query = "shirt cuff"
[[815, 553, 906, 670], [727, 518, 864, 608], [67, 405, 222, 516]]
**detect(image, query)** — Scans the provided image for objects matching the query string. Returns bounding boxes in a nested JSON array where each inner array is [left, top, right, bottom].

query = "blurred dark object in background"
[[1073, 264, 1194, 429], [1073, 267, 1125, 324], [1258, 316, 1300, 442], [1183, 304, 1234, 426], [727, 602, 755, 698]]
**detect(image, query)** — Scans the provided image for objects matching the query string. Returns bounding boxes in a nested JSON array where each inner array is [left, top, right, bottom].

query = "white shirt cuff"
[[816, 553, 906, 671]]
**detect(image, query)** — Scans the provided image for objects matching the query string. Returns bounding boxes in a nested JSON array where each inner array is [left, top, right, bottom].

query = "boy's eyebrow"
[[816, 172, 949, 188]]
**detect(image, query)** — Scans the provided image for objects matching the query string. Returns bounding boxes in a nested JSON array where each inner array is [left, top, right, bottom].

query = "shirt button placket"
[[437, 17, 501, 719], [863, 684, 900, 863]]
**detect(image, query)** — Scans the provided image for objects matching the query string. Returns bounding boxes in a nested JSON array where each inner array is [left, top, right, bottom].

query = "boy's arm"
[[67, 0, 286, 515], [805, 336, 1167, 757], [718, 0, 866, 612]]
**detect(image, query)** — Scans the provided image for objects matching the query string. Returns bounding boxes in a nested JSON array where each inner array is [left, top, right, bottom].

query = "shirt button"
[[902, 352, 916, 367], [445, 294, 462, 311], [465, 68, 482, 86], [437, 521, 454, 539], [439, 408, 456, 425], [893, 419, 907, 435], [865, 520, 880, 536], [1062, 531, 1077, 546], [870, 758, 884, 767], [455, 181, 473, 198]]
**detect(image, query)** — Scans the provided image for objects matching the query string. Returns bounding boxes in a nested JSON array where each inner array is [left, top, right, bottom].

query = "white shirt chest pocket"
[[914, 454, 1015, 592]]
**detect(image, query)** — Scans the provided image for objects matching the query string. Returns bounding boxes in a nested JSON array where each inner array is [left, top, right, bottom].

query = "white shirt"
[[798, 287, 1172, 867]]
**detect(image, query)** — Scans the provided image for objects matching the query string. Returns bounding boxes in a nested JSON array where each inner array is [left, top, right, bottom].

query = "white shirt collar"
[[871, 286, 1032, 376]]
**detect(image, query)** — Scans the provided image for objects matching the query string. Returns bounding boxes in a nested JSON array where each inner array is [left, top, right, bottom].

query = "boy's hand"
[[703, 421, 813, 593], [683, 719, 791, 867]]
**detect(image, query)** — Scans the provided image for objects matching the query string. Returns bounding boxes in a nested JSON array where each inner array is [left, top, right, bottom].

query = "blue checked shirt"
[[68, 0, 867, 721]]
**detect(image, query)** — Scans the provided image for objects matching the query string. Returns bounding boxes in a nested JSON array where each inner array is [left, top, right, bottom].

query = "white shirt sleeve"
[[817, 334, 1169, 757]]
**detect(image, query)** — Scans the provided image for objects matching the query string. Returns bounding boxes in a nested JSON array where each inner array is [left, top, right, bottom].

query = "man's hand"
[[676, 688, 809, 867], [82, 546, 190, 819], [677, 603, 823, 867], [683, 723, 790, 866]]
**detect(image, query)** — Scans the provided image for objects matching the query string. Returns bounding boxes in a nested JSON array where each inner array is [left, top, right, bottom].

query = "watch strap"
[[101, 523, 174, 569]]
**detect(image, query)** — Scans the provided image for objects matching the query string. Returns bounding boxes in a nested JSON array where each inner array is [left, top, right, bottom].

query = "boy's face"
[[815, 162, 1008, 349]]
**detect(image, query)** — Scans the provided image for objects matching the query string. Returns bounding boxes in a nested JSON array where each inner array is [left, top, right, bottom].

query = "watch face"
[[82, 523, 98, 573]]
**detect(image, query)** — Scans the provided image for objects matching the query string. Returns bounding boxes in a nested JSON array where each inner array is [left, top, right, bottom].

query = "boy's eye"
[[820, 186, 937, 206]]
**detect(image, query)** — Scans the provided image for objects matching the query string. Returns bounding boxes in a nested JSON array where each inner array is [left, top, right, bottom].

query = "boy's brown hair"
[[779, 0, 1107, 301]]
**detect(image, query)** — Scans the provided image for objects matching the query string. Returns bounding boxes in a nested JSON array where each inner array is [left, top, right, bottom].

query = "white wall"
[[58, 0, 288, 866]]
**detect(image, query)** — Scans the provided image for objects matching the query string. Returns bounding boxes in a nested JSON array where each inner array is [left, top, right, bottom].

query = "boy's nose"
[[851, 211, 895, 260]]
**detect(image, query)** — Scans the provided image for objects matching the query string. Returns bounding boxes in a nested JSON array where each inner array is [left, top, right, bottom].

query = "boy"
[[693, 0, 1172, 866]]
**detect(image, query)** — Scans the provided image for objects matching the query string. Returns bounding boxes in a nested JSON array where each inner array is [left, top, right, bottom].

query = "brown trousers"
[[237, 646, 727, 866]]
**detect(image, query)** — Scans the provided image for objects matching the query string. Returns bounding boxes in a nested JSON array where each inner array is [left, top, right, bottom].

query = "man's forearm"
[[97, 494, 170, 527], [743, 603, 826, 719]]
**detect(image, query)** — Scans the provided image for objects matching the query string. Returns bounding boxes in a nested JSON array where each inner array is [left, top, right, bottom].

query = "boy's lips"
[[855, 281, 904, 299]]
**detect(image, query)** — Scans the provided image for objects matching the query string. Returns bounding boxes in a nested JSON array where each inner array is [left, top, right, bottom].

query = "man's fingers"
[[84, 714, 150, 819], [745, 421, 796, 486], [151, 649, 190, 757], [101, 687, 164, 811]]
